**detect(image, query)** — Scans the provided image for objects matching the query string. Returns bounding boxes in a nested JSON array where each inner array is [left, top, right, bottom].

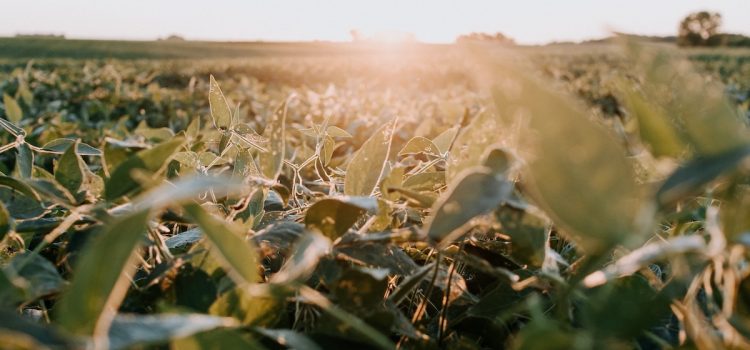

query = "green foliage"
[[3, 93, 22, 124], [304, 197, 376, 239], [344, 118, 397, 196], [55, 210, 151, 336], [105, 137, 185, 200], [0, 42, 750, 350]]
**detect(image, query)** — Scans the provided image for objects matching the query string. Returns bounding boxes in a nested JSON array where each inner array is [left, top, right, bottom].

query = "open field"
[[1, 38, 750, 349]]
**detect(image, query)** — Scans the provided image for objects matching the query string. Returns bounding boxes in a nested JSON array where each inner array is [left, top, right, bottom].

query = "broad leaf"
[[42, 138, 102, 156], [657, 145, 750, 206], [5, 251, 66, 302], [55, 141, 85, 194], [15, 142, 33, 178], [427, 168, 512, 246], [183, 203, 259, 285], [489, 56, 642, 253], [258, 101, 286, 181], [255, 328, 322, 350], [55, 209, 150, 335], [0, 201, 12, 241], [108, 313, 238, 350], [208, 75, 232, 131], [105, 137, 184, 200], [270, 230, 331, 284], [3, 93, 22, 124], [398, 136, 440, 157], [209, 288, 282, 327], [344, 118, 397, 196], [304, 197, 376, 239], [432, 125, 459, 155]]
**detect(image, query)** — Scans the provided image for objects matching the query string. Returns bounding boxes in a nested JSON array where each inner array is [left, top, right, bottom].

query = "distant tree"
[[160, 35, 185, 42], [350, 30, 364, 42], [456, 32, 515, 45], [677, 11, 722, 47]]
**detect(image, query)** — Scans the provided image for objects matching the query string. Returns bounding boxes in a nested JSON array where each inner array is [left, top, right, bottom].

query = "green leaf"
[[581, 276, 670, 339], [134, 121, 175, 142], [0, 201, 12, 241], [304, 197, 376, 239], [255, 328, 322, 350], [186, 117, 200, 139], [344, 118, 397, 196], [107, 313, 238, 350], [55, 141, 85, 194], [387, 186, 436, 207], [55, 209, 150, 336], [105, 137, 184, 200], [657, 145, 750, 206], [3, 93, 22, 124], [332, 266, 389, 309], [233, 148, 260, 180], [26, 178, 77, 205], [489, 56, 642, 253], [258, 100, 287, 181], [42, 138, 102, 156], [379, 164, 404, 202], [427, 168, 512, 246], [432, 125, 459, 155], [270, 230, 331, 284], [5, 251, 66, 302], [0, 310, 73, 349], [631, 47, 749, 156], [133, 175, 244, 211], [398, 136, 440, 157], [172, 328, 267, 350], [0, 270, 24, 308], [321, 135, 335, 166], [17, 81, 33, 106], [496, 205, 548, 267], [326, 125, 352, 138], [165, 228, 202, 251], [182, 203, 259, 285], [209, 75, 233, 131], [0, 117, 24, 137], [403, 171, 445, 192], [209, 288, 282, 327], [617, 81, 685, 158], [446, 112, 501, 182], [0, 175, 41, 201], [15, 142, 33, 178]]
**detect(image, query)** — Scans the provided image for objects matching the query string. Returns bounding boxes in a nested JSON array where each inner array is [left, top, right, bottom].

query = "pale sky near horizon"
[[2, 0, 749, 44]]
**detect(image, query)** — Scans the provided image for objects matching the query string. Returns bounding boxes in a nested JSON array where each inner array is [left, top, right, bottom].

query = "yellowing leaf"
[[344, 118, 397, 196], [432, 126, 459, 155], [3, 94, 22, 124], [258, 101, 287, 181], [208, 75, 232, 131], [398, 136, 440, 157], [304, 197, 376, 239]]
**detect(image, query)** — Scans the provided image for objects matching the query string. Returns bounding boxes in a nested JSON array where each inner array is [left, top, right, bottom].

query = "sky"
[[2, 0, 749, 44]]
